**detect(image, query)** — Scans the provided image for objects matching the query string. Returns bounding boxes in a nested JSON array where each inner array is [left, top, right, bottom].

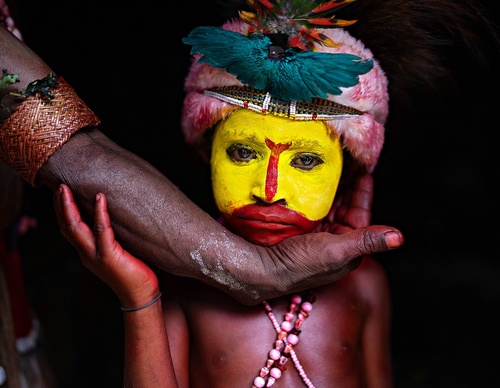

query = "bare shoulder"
[[346, 255, 390, 306]]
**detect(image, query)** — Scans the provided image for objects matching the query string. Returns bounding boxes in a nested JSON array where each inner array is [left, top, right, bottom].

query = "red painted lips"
[[222, 203, 320, 246]]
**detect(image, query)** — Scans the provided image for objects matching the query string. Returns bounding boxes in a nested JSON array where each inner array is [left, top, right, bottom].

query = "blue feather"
[[183, 26, 373, 102]]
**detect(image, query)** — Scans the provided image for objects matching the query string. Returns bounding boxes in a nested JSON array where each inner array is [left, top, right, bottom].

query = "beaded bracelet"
[[120, 292, 163, 313], [0, 76, 101, 186]]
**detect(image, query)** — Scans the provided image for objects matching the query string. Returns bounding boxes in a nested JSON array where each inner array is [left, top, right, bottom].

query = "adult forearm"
[[1, 25, 265, 303], [1, 25, 284, 305], [39, 128, 269, 302], [42, 129, 403, 307]]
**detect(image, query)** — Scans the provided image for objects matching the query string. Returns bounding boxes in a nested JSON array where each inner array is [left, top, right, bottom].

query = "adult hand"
[[257, 226, 401, 296], [264, 171, 400, 296]]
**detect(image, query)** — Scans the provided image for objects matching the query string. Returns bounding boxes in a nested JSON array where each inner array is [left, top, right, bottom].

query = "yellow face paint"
[[211, 109, 343, 223]]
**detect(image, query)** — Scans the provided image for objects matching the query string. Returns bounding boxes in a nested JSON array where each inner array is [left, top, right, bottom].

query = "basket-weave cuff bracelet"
[[0, 77, 101, 186]]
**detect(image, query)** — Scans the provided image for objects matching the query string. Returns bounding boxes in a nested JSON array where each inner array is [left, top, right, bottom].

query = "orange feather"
[[312, 0, 355, 14]]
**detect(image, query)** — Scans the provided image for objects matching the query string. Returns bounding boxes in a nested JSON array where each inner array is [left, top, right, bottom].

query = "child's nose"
[[250, 175, 287, 204]]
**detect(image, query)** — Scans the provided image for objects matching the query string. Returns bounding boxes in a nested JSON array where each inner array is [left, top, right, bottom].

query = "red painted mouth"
[[222, 204, 320, 246]]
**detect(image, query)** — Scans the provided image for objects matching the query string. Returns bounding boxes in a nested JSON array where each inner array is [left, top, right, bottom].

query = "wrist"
[[120, 291, 163, 313]]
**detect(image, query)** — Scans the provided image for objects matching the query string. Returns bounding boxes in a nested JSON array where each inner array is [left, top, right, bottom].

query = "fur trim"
[[182, 19, 389, 172]]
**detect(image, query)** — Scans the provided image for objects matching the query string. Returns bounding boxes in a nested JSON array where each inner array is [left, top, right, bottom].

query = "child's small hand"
[[53, 184, 160, 309]]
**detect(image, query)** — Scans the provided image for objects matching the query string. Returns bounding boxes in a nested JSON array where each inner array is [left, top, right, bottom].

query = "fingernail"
[[384, 231, 403, 249]]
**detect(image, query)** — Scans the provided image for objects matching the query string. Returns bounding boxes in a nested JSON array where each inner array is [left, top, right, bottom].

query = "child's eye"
[[226, 144, 257, 162], [291, 153, 323, 170]]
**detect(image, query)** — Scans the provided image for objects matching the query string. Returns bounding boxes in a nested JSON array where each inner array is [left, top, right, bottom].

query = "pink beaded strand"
[[251, 291, 316, 388]]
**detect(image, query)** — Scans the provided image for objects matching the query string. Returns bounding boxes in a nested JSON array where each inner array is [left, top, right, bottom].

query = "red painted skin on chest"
[[222, 204, 320, 246]]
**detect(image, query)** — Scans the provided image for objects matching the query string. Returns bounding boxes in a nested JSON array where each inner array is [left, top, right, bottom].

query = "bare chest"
[[181, 284, 367, 388]]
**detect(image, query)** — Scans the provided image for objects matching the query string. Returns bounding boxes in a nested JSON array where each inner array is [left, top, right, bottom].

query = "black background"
[[8, 0, 500, 387]]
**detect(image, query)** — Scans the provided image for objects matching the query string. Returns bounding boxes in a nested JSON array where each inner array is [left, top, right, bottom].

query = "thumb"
[[260, 225, 403, 296], [330, 225, 404, 261]]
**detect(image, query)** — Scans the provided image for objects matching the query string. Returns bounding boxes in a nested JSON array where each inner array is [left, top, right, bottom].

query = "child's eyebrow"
[[287, 138, 325, 151]]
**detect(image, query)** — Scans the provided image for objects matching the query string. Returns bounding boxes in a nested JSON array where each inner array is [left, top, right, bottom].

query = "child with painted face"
[[53, 2, 393, 387], [164, 108, 391, 387], [184, 13, 395, 383]]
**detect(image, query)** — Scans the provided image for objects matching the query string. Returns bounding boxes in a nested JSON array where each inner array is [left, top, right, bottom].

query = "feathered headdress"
[[184, 0, 374, 102], [181, 0, 498, 172]]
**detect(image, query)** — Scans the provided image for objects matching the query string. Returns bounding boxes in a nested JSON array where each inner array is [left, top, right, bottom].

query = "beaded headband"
[[205, 86, 364, 120], [181, 0, 389, 172]]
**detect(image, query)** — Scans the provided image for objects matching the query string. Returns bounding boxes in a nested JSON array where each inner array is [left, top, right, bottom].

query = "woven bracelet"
[[120, 292, 163, 313], [0, 76, 101, 186]]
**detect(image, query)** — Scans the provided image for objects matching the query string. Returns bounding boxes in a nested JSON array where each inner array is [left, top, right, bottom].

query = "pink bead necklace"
[[251, 290, 316, 388]]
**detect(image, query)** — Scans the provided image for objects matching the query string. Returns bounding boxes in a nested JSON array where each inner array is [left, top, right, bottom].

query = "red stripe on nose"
[[265, 138, 291, 202]]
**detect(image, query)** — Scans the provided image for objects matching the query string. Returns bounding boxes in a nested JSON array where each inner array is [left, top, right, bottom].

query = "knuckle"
[[361, 229, 381, 252]]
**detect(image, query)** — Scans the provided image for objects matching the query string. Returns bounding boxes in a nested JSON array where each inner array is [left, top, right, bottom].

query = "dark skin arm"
[[1, 26, 403, 305]]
